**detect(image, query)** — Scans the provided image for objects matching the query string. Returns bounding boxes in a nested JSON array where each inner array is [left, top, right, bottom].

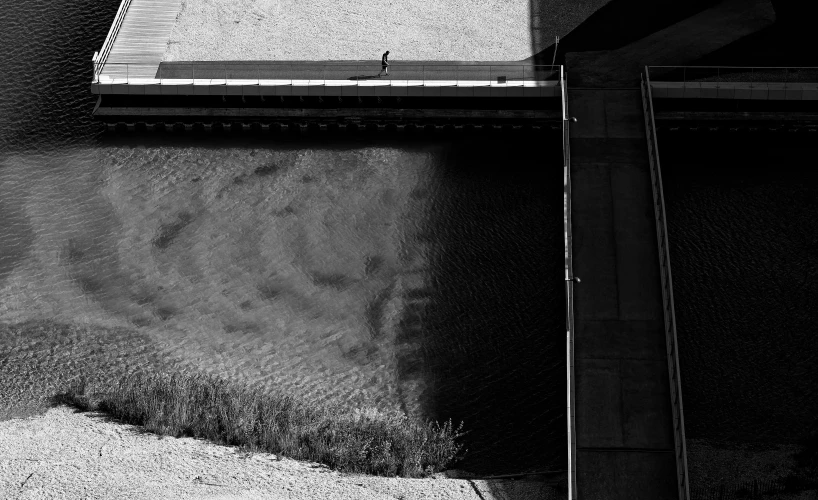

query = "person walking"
[[378, 51, 390, 77]]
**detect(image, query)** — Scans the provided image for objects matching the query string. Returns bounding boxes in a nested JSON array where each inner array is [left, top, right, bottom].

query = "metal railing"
[[92, 0, 133, 79], [641, 67, 690, 500], [91, 62, 562, 86], [647, 66, 818, 84], [561, 65, 578, 500]]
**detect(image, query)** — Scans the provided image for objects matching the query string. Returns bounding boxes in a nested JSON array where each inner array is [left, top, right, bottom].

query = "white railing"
[[92, 0, 134, 81], [561, 65, 578, 500], [91, 62, 562, 87], [640, 67, 690, 500]]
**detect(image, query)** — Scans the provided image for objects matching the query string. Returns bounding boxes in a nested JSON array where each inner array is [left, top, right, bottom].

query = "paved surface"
[[568, 88, 678, 499], [154, 62, 559, 82]]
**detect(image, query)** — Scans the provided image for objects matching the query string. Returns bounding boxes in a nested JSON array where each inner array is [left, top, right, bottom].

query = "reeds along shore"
[[55, 370, 465, 477]]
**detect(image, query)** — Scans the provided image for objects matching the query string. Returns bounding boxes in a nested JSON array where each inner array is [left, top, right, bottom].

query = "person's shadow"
[[348, 74, 383, 81]]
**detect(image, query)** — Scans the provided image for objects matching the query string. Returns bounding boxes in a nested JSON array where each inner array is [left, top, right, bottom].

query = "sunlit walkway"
[[98, 0, 182, 79]]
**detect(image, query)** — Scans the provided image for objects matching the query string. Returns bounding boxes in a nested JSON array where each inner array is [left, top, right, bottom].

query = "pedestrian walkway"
[[101, 0, 183, 79], [567, 86, 679, 499], [153, 61, 556, 83]]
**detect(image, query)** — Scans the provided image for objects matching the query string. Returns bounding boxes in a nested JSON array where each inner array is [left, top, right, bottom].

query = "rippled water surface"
[[660, 132, 818, 444], [0, 0, 565, 474]]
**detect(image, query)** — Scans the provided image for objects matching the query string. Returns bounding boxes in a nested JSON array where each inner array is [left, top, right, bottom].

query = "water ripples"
[[0, 0, 566, 474], [661, 133, 818, 444]]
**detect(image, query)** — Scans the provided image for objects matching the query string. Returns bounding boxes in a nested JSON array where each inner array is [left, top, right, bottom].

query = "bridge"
[[89, 0, 562, 127], [91, 60, 564, 128], [89, 0, 818, 498]]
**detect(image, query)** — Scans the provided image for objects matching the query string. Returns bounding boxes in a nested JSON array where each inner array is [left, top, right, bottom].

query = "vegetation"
[[54, 370, 464, 478]]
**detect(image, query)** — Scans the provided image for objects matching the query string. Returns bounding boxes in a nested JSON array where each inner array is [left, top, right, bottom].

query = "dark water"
[[0, 0, 565, 474], [659, 131, 818, 444]]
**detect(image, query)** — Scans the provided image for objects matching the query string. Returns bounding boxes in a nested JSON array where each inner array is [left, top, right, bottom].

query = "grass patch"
[[55, 371, 464, 477]]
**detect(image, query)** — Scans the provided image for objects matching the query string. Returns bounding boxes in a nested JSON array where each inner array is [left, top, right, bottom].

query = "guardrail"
[[561, 65, 578, 500], [92, 0, 133, 81], [641, 67, 690, 500], [92, 62, 562, 85], [647, 66, 818, 84]]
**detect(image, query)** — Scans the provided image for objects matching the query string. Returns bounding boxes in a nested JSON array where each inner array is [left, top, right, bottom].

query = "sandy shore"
[[0, 406, 558, 500], [163, 0, 612, 62]]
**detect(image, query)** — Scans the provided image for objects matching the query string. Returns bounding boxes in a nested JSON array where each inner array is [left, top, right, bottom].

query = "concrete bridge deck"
[[92, 61, 562, 99], [567, 85, 679, 499]]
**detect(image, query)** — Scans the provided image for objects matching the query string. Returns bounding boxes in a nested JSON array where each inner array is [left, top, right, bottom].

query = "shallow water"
[[0, 0, 565, 474]]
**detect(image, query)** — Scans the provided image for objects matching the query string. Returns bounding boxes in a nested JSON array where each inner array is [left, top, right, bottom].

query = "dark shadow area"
[[530, 0, 818, 68], [405, 134, 566, 476], [682, 0, 818, 67], [0, 0, 120, 153], [528, 0, 720, 65], [659, 131, 818, 495]]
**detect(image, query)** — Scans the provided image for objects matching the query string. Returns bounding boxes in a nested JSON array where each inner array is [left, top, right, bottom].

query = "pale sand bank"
[[0, 406, 557, 500], [163, 0, 611, 62]]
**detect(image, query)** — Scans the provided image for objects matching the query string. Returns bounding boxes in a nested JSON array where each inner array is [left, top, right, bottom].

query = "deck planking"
[[102, 0, 182, 79]]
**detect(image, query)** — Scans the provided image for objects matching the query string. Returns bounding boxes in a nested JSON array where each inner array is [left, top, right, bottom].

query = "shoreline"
[[0, 405, 559, 500], [0, 319, 563, 498]]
